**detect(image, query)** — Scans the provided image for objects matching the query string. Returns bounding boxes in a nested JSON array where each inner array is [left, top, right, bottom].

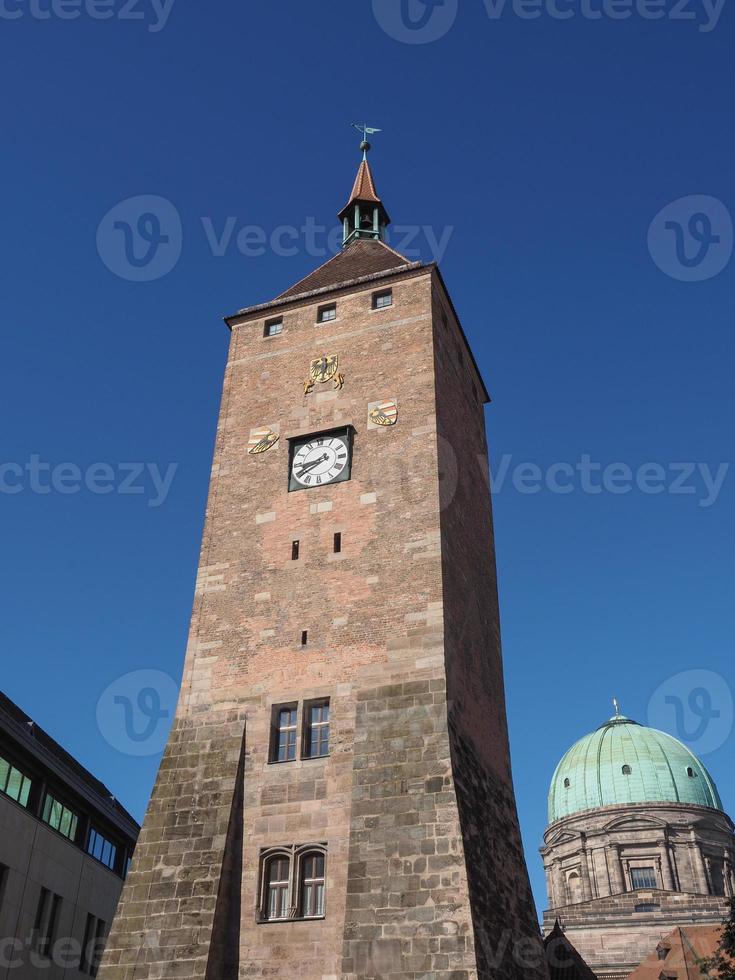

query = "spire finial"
[[351, 122, 382, 159], [613, 697, 621, 718]]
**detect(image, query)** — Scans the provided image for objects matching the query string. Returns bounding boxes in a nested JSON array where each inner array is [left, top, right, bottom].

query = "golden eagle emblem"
[[247, 428, 280, 455], [369, 401, 398, 426], [304, 355, 345, 395]]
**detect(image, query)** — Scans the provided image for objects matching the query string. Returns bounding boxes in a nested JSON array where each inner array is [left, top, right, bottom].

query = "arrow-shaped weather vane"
[[351, 122, 382, 157]]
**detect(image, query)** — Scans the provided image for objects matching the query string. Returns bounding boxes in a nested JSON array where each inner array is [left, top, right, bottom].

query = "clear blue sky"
[[1, 0, 733, 920]]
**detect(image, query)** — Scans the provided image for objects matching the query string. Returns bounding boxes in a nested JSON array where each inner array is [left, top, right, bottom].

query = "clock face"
[[289, 431, 352, 490]]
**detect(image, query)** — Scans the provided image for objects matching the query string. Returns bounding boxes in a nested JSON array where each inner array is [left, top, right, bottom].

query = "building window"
[[300, 851, 326, 918], [264, 855, 291, 920], [634, 902, 660, 913], [81, 913, 106, 976], [292, 540, 300, 560], [333, 532, 342, 554], [258, 846, 327, 923], [33, 887, 61, 958], [563, 778, 570, 788], [317, 304, 336, 323], [372, 289, 392, 310], [42, 793, 79, 842], [264, 318, 283, 338], [687, 766, 697, 778], [303, 700, 330, 759], [270, 705, 298, 763], [88, 828, 118, 871], [631, 867, 658, 889], [0, 755, 32, 808], [622, 764, 632, 775]]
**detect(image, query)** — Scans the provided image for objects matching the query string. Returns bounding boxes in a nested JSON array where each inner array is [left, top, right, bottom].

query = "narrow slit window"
[[333, 533, 342, 554], [301, 630, 308, 647], [292, 540, 300, 561]]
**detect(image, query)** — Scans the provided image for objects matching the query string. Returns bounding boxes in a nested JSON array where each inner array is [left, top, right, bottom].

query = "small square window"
[[264, 318, 283, 338], [372, 289, 392, 310], [317, 304, 336, 323]]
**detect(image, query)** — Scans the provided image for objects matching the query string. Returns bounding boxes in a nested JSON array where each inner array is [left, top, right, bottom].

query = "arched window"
[[300, 851, 326, 918], [687, 766, 697, 778], [563, 778, 570, 788], [622, 764, 632, 775], [264, 855, 291, 920]]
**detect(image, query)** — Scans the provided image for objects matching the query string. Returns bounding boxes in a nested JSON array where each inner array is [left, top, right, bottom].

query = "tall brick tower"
[[99, 140, 547, 980]]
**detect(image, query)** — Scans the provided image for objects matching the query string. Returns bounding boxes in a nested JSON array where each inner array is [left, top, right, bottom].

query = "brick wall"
[[99, 264, 546, 980]]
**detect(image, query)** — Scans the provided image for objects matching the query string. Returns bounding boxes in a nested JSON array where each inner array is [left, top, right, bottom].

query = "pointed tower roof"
[[338, 158, 384, 217], [338, 135, 391, 246]]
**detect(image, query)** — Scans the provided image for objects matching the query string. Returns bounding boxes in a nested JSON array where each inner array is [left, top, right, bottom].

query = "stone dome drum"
[[548, 713, 724, 824]]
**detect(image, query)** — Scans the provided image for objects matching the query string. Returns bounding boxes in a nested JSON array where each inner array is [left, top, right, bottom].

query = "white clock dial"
[[291, 436, 350, 487]]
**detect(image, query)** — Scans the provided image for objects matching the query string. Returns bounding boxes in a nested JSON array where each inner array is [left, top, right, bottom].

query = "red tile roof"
[[626, 925, 725, 979], [276, 238, 416, 301], [345, 158, 382, 207]]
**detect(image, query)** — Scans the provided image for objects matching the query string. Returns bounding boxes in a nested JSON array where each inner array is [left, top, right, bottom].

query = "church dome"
[[548, 713, 724, 824]]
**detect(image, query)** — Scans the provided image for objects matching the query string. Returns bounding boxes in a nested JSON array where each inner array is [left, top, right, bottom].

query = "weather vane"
[[613, 697, 621, 718], [351, 122, 382, 158]]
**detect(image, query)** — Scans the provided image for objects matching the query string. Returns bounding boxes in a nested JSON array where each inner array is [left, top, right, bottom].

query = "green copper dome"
[[548, 714, 724, 824]]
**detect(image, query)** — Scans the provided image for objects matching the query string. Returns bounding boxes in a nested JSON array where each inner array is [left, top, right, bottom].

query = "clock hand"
[[296, 453, 328, 475]]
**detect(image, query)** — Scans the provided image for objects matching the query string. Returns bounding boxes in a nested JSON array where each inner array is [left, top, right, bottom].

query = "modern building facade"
[[0, 691, 139, 980], [98, 143, 548, 979], [541, 708, 734, 978]]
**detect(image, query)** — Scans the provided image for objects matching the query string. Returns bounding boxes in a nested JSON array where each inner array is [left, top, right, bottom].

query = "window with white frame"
[[270, 705, 298, 763], [258, 845, 327, 922], [317, 303, 336, 323], [264, 854, 291, 920], [300, 851, 326, 917], [303, 700, 330, 759]]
